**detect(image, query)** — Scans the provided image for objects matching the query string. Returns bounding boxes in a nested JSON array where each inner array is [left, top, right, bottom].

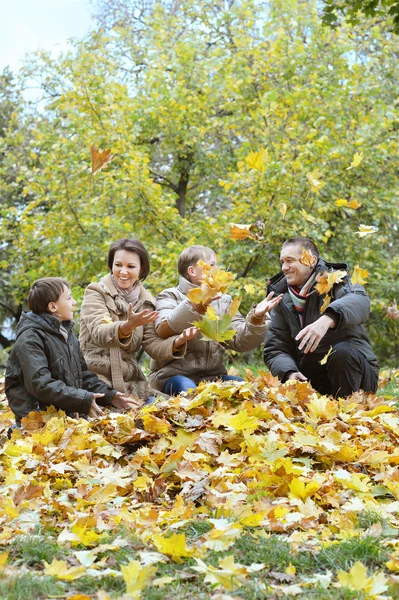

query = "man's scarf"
[[287, 271, 317, 326]]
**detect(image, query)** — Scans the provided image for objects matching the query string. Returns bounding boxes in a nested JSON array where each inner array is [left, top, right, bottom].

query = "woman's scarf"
[[111, 276, 141, 306]]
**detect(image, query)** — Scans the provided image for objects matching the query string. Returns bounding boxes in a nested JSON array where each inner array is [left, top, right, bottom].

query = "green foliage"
[[322, 0, 399, 33], [0, 0, 398, 362]]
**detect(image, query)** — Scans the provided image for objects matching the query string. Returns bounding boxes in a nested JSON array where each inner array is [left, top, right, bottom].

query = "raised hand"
[[254, 292, 283, 319], [295, 315, 335, 353], [174, 326, 201, 349], [120, 305, 159, 337], [88, 393, 105, 418], [111, 391, 143, 410], [191, 294, 221, 315]]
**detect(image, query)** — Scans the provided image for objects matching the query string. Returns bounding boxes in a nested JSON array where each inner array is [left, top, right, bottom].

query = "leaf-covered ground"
[[1, 371, 399, 600]]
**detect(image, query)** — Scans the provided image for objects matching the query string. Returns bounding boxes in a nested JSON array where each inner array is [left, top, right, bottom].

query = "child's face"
[[49, 286, 77, 321], [187, 254, 217, 285], [112, 250, 141, 289]]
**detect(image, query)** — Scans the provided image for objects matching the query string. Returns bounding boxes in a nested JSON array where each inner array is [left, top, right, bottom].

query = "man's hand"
[[254, 292, 283, 319], [120, 305, 159, 337], [111, 392, 143, 410], [287, 371, 308, 382], [88, 393, 105, 417], [173, 326, 200, 349], [295, 315, 335, 354]]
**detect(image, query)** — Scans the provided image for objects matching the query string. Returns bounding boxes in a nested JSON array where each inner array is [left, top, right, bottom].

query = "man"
[[263, 237, 379, 397]]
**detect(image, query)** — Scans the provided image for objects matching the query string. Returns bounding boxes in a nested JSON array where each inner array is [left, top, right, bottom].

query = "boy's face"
[[187, 254, 217, 286], [48, 285, 77, 321]]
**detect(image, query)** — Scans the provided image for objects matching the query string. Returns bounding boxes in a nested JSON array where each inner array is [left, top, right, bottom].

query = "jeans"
[[162, 374, 244, 396]]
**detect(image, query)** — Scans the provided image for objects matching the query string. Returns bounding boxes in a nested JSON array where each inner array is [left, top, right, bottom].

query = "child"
[[5, 277, 138, 425], [149, 245, 282, 394]]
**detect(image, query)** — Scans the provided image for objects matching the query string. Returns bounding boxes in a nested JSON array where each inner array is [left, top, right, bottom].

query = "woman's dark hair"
[[107, 238, 150, 280], [28, 277, 70, 314]]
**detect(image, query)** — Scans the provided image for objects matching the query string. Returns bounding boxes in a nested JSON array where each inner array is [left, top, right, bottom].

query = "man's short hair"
[[178, 245, 216, 278], [107, 238, 150, 280], [28, 277, 70, 314], [282, 237, 319, 258]]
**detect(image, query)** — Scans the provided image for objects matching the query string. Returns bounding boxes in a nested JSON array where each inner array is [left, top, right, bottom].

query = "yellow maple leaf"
[[244, 283, 255, 294], [230, 223, 255, 240], [306, 169, 326, 194], [354, 224, 378, 237], [186, 261, 235, 305], [192, 555, 248, 591], [337, 561, 388, 596], [142, 414, 171, 434], [245, 148, 268, 172], [347, 199, 361, 209], [0, 552, 9, 568], [228, 409, 260, 433], [299, 208, 318, 225], [205, 305, 219, 321], [351, 265, 369, 285], [319, 346, 334, 366], [228, 297, 241, 317], [153, 533, 193, 563], [44, 558, 86, 581], [315, 270, 347, 295], [71, 523, 101, 547], [346, 151, 364, 170], [320, 294, 331, 313], [121, 560, 157, 597], [335, 198, 348, 207], [90, 145, 113, 175], [299, 248, 316, 267], [289, 478, 320, 500], [306, 394, 337, 420]]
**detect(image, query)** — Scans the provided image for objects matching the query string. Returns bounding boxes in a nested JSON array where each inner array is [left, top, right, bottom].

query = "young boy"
[[5, 277, 138, 424], [149, 245, 282, 394]]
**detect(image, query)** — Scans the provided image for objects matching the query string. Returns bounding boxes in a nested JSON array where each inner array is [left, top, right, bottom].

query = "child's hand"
[[120, 305, 159, 337], [111, 392, 143, 410], [174, 326, 200, 349], [88, 394, 105, 418], [254, 292, 283, 319], [191, 294, 221, 315]]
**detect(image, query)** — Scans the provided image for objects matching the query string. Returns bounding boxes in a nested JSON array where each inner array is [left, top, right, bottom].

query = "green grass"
[[0, 574, 64, 600], [5, 534, 65, 567]]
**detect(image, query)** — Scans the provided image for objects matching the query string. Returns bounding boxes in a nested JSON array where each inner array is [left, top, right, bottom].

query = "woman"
[[80, 238, 196, 403]]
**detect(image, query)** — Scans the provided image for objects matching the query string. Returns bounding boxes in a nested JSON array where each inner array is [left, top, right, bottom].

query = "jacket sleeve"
[[263, 305, 299, 380], [324, 281, 370, 329], [15, 335, 93, 414], [79, 347, 116, 406], [142, 321, 187, 360], [80, 285, 135, 350], [155, 290, 201, 333], [227, 302, 270, 352]]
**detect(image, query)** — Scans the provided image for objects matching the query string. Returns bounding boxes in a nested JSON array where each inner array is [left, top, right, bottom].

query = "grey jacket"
[[263, 258, 379, 381], [149, 276, 270, 390]]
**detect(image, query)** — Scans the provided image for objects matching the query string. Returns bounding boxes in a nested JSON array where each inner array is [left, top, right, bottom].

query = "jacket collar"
[[177, 276, 197, 296], [16, 311, 74, 339]]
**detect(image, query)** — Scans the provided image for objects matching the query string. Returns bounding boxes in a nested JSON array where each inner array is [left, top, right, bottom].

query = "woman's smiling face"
[[112, 249, 141, 289]]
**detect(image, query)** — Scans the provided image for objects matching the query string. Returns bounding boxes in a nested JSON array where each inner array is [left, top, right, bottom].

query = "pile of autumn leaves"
[[1, 374, 399, 598]]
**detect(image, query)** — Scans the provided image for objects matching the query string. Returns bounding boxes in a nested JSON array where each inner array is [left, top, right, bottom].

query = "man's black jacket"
[[5, 312, 116, 422], [263, 258, 379, 381]]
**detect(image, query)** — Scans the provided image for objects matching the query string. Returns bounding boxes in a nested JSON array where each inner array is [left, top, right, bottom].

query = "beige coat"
[[149, 276, 270, 391], [79, 274, 183, 399]]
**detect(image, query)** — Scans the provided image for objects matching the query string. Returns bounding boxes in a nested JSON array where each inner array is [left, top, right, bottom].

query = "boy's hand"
[[254, 292, 283, 318], [111, 392, 143, 410], [173, 326, 200, 349], [191, 294, 221, 315], [88, 394, 105, 417], [120, 305, 159, 337]]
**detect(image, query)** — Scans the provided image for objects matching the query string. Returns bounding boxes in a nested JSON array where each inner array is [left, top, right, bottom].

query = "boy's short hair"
[[107, 238, 150, 280], [28, 277, 70, 314], [178, 245, 216, 278], [282, 237, 320, 258]]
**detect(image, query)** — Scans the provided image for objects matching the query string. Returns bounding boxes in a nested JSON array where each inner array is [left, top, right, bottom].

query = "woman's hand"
[[88, 393, 105, 418], [119, 305, 159, 337], [111, 392, 143, 410], [173, 326, 200, 350], [254, 292, 283, 319]]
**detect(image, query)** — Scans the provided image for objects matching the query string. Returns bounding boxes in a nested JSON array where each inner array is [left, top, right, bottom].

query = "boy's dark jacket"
[[263, 258, 379, 381], [5, 312, 116, 422]]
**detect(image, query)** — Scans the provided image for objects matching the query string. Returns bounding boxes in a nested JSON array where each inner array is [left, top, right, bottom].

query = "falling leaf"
[[90, 146, 113, 175], [121, 560, 158, 597], [245, 148, 268, 172], [299, 248, 316, 267], [319, 346, 333, 365], [351, 265, 369, 285], [244, 284, 255, 295], [306, 169, 326, 195], [230, 223, 255, 240], [354, 224, 378, 237], [320, 294, 331, 314], [335, 198, 361, 209], [335, 198, 348, 207], [386, 300, 399, 321], [279, 203, 287, 220], [346, 151, 364, 170], [187, 261, 235, 305], [227, 297, 240, 317], [315, 270, 347, 295]]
